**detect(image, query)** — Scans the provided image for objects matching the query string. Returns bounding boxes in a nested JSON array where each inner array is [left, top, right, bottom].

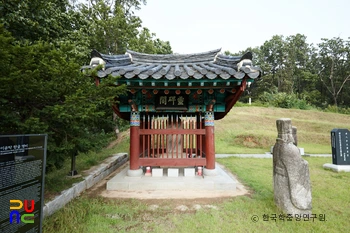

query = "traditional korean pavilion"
[[87, 48, 261, 176]]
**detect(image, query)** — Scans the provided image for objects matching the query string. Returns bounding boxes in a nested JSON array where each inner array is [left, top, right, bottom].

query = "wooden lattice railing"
[[138, 114, 206, 167]]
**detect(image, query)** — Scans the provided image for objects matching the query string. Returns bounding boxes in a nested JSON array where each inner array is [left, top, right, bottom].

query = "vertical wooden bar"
[[196, 115, 199, 157], [130, 111, 140, 170], [144, 115, 148, 158], [161, 115, 164, 158], [175, 114, 179, 159], [180, 114, 186, 158], [139, 116, 142, 158], [194, 115, 196, 157], [166, 114, 169, 158], [194, 115, 197, 157], [147, 115, 150, 158], [184, 115, 188, 158], [189, 116, 191, 157], [157, 116, 160, 157], [170, 115, 174, 158], [199, 115, 203, 158], [190, 116, 193, 157], [205, 111, 215, 169], [193, 115, 196, 157], [142, 115, 145, 158], [151, 116, 154, 157]]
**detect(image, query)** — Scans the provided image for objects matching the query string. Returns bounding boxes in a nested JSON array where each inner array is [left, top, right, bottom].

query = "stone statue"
[[292, 126, 298, 146], [273, 118, 312, 215]]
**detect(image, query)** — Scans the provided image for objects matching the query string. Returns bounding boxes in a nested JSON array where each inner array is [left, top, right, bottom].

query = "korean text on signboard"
[[0, 134, 47, 233]]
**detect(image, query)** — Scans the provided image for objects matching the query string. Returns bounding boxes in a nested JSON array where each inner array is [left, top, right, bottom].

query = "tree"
[[225, 34, 324, 107], [79, 0, 138, 54], [115, 0, 147, 16], [0, 25, 125, 169], [317, 37, 350, 107], [128, 27, 172, 54], [284, 34, 322, 106], [1, 0, 75, 42], [79, 0, 172, 54], [0, 0, 173, 170]]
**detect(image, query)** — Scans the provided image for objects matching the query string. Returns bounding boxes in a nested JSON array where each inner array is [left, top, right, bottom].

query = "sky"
[[135, 0, 350, 54]]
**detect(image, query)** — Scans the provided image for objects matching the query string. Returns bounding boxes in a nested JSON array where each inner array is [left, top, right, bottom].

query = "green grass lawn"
[[43, 106, 350, 232], [44, 132, 130, 200], [43, 156, 350, 233], [215, 106, 350, 154]]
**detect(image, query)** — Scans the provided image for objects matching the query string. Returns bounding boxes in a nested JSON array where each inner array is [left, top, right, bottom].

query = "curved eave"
[[86, 49, 261, 82]]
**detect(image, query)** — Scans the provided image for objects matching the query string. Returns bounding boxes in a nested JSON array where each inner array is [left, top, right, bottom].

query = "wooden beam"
[[139, 129, 205, 135], [206, 99, 216, 111], [139, 158, 206, 167], [128, 99, 137, 112]]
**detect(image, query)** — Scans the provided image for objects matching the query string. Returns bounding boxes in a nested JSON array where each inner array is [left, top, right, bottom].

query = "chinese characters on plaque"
[[156, 95, 188, 110]]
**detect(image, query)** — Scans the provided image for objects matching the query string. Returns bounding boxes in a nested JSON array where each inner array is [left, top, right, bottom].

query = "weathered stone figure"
[[292, 126, 298, 146], [273, 118, 312, 215]]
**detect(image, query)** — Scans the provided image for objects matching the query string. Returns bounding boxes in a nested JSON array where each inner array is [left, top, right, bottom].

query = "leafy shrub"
[[259, 92, 312, 110], [324, 105, 350, 115]]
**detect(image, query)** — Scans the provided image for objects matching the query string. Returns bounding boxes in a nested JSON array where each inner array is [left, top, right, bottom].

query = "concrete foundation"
[[152, 168, 164, 177], [323, 163, 350, 172], [184, 168, 195, 177], [203, 168, 217, 176], [167, 168, 179, 177], [106, 163, 236, 191]]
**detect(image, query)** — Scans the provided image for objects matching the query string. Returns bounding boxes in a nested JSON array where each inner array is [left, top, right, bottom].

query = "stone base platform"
[[106, 162, 236, 192], [323, 163, 350, 172]]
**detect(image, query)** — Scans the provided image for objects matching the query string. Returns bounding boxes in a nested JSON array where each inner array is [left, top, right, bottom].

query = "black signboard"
[[331, 129, 350, 165], [0, 134, 47, 233], [155, 94, 188, 110]]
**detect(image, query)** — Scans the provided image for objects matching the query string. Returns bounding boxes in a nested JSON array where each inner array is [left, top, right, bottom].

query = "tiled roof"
[[88, 49, 262, 81]]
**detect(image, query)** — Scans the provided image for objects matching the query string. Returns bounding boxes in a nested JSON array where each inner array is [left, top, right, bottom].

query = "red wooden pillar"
[[196, 115, 201, 157], [130, 111, 140, 170], [204, 111, 215, 169]]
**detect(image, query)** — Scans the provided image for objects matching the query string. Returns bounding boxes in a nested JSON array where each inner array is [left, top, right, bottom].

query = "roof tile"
[[87, 49, 262, 81]]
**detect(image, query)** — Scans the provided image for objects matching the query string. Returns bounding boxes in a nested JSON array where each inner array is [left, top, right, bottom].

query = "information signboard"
[[331, 129, 350, 165], [0, 134, 47, 233]]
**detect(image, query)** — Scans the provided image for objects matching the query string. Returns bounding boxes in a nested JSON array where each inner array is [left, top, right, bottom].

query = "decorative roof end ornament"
[[126, 51, 133, 62], [237, 59, 252, 72], [89, 57, 106, 69]]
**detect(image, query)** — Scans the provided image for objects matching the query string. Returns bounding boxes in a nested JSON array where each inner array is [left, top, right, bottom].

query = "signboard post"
[[0, 134, 47, 233]]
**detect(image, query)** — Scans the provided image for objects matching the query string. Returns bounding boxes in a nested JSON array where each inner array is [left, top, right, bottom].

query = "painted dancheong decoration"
[[84, 48, 262, 175]]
